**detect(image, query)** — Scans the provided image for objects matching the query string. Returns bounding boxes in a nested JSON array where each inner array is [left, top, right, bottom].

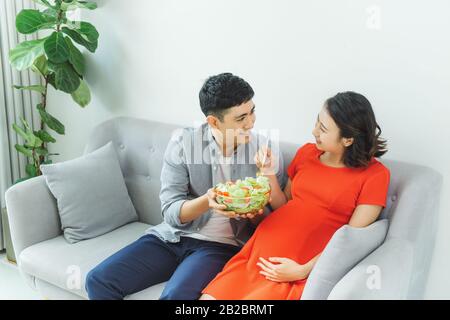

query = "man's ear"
[[206, 115, 220, 129]]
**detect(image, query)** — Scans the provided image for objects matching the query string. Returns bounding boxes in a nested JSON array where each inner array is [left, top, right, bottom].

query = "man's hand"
[[206, 188, 238, 218], [206, 188, 266, 219], [242, 209, 264, 219]]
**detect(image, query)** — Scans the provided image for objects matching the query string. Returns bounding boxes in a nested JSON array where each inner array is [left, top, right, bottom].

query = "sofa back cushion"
[[83, 118, 180, 226], [41, 141, 138, 243]]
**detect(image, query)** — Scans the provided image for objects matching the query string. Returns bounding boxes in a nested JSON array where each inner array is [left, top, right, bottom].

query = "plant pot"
[[1, 207, 16, 263]]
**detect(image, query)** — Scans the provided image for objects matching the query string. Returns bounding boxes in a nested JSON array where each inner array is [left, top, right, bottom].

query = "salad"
[[214, 176, 271, 214]]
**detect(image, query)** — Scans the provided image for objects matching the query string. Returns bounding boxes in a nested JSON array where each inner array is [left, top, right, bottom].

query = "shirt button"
[[213, 166, 217, 170], [197, 228, 200, 231], [119, 144, 125, 150], [391, 195, 397, 202]]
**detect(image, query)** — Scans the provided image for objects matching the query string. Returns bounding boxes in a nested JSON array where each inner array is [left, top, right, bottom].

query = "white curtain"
[[1, 0, 42, 250]]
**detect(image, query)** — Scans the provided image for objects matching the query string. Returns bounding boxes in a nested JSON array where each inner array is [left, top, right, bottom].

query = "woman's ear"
[[342, 137, 354, 147]]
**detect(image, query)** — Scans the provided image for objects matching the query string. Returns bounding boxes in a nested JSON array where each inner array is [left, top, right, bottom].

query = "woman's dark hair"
[[199, 73, 254, 121], [325, 91, 387, 168]]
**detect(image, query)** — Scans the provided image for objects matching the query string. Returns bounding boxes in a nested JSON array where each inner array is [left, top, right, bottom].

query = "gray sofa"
[[5, 117, 443, 300]]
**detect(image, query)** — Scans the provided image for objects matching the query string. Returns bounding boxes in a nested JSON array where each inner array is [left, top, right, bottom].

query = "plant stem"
[[36, 5, 63, 172], [41, 77, 49, 131], [38, 76, 49, 169], [56, 8, 63, 32], [33, 148, 41, 176]]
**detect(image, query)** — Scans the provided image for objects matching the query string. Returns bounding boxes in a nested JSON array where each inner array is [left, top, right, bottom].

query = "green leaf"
[[34, 130, 56, 143], [13, 84, 46, 94], [47, 60, 57, 72], [65, 21, 99, 44], [65, 37, 85, 76], [28, 135, 43, 148], [12, 124, 29, 142], [13, 119, 42, 147], [61, 27, 97, 53], [71, 79, 91, 107], [47, 73, 56, 89], [37, 104, 65, 135], [44, 32, 70, 63], [76, 21, 100, 43], [31, 55, 49, 76], [26, 164, 38, 177], [53, 62, 81, 93], [76, 1, 98, 10], [62, 1, 98, 11], [15, 9, 55, 34], [32, 0, 53, 8], [81, 22, 99, 42], [35, 147, 49, 156], [9, 38, 46, 71], [15, 144, 33, 157], [61, 0, 78, 11], [42, 8, 59, 20]]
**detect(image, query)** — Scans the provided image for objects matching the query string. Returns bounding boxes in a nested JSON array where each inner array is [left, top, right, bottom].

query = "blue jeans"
[[85, 234, 240, 300]]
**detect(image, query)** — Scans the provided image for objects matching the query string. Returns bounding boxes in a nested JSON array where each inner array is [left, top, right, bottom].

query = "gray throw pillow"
[[40, 141, 138, 243], [301, 219, 389, 300]]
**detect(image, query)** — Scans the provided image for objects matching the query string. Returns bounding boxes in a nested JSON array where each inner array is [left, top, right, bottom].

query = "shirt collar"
[[206, 124, 241, 158]]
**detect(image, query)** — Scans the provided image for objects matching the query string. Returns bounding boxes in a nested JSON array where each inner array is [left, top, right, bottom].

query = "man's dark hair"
[[326, 91, 388, 168], [199, 73, 254, 121]]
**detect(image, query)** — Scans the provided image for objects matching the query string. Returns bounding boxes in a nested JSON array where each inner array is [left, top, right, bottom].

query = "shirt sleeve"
[[287, 143, 312, 180], [159, 130, 192, 228], [356, 167, 391, 207]]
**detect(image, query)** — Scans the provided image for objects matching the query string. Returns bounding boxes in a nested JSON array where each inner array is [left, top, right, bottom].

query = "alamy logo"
[[66, 265, 81, 290], [366, 265, 382, 290], [366, 5, 382, 30]]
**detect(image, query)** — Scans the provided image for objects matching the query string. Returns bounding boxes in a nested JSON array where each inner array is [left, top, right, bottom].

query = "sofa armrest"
[[327, 237, 413, 300], [5, 176, 61, 263]]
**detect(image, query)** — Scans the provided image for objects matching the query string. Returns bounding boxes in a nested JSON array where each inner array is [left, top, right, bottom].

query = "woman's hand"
[[254, 146, 277, 176], [254, 146, 287, 210], [257, 257, 308, 282]]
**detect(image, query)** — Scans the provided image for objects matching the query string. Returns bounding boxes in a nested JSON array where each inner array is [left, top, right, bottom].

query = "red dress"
[[202, 143, 390, 300]]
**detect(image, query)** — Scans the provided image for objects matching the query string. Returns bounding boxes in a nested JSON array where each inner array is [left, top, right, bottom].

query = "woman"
[[199, 91, 390, 300]]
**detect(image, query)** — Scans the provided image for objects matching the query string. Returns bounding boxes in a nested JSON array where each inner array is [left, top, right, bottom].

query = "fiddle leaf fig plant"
[[9, 0, 99, 184]]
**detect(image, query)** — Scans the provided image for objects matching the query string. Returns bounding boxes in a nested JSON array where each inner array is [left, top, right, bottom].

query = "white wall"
[[46, 0, 450, 298]]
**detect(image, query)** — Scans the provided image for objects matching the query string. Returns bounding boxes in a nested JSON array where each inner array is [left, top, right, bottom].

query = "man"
[[85, 73, 287, 300]]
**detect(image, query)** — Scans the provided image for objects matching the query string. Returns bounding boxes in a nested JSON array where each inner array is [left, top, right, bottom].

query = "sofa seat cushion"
[[19, 222, 165, 299]]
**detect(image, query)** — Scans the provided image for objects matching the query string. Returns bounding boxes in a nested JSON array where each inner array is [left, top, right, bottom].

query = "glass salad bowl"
[[214, 176, 271, 214]]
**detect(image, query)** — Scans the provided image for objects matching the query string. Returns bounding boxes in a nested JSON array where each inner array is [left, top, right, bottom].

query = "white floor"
[[0, 251, 42, 300]]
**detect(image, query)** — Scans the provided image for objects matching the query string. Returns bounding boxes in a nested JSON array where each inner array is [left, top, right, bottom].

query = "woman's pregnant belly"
[[251, 199, 339, 264]]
